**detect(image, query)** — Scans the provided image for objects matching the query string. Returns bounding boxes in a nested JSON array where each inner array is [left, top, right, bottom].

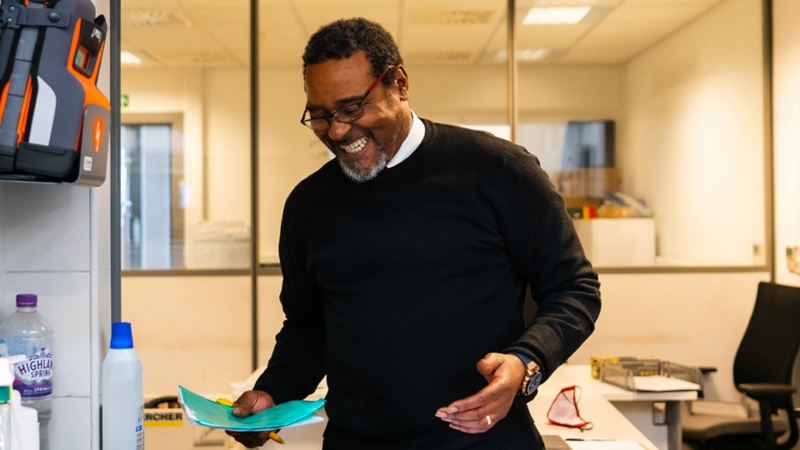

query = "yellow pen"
[[216, 398, 285, 445]]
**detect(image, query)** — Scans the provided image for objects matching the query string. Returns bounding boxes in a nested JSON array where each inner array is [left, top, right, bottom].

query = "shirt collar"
[[387, 111, 424, 168]]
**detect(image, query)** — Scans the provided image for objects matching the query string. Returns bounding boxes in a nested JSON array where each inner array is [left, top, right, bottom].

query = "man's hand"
[[435, 353, 526, 434], [225, 390, 277, 448]]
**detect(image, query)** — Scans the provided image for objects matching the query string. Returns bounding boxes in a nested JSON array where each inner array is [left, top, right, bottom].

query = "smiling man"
[[227, 18, 601, 450], [303, 54, 411, 183]]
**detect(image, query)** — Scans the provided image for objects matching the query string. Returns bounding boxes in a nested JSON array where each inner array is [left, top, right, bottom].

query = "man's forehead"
[[304, 54, 375, 105], [306, 53, 373, 83]]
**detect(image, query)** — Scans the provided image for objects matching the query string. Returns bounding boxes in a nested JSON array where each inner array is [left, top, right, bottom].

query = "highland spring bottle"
[[0, 293, 54, 450]]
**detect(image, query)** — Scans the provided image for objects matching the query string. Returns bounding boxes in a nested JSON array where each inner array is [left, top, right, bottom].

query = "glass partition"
[[120, 0, 252, 271], [514, 0, 767, 268], [119, 0, 254, 396]]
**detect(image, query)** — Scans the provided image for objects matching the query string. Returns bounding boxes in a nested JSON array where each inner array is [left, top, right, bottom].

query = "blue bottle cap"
[[110, 322, 134, 349]]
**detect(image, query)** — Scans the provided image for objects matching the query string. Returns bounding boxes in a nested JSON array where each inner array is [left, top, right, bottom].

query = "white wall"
[[204, 69, 251, 225], [575, 271, 768, 401], [121, 276, 252, 395], [772, 0, 800, 288], [621, 0, 766, 266], [257, 270, 768, 402], [0, 183, 111, 450], [122, 68, 206, 228], [132, 269, 770, 403], [258, 68, 329, 262], [518, 65, 624, 122], [771, 0, 800, 408]]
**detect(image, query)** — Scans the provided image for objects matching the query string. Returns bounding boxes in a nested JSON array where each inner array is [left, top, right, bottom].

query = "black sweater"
[[255, 119, 601, 449]]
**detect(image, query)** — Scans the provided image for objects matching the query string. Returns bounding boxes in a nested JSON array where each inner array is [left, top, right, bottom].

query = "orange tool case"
[[0, 0, 109, 184]]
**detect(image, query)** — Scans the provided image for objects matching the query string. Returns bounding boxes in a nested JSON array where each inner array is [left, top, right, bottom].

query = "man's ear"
[[395, 66, 409, 101]]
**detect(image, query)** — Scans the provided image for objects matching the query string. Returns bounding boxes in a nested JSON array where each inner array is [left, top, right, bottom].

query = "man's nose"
[[327, 119, 352, 141]]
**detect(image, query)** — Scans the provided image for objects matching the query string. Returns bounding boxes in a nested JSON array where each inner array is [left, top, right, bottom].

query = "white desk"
[[538, 364, 697, 450], [530, 391, 658, 449]]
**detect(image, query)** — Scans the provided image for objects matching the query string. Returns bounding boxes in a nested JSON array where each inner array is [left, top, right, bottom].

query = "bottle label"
[[137, 404, 144, 449], [13, 346, 53, 398]]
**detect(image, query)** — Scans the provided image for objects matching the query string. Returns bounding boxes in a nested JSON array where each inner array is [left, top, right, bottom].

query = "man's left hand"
[[435, 352, 526, 433]]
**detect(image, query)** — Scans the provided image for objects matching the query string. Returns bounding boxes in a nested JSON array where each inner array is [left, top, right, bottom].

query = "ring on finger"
[[485, 415, 492, 427]]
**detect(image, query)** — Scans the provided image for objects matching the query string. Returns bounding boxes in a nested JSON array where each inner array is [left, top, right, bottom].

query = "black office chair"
[[683, 282, 800, 450]]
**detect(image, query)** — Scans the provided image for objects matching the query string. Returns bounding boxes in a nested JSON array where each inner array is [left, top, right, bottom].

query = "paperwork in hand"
[[178, 385, 325, 432], [631, 376, 700, 392]]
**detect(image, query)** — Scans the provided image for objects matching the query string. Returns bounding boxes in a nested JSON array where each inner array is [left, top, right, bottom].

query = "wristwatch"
[[520, 360, 542, 396]]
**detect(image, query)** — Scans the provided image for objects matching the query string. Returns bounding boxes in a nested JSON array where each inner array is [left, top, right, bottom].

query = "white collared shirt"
[[387, 111, 425, 168]]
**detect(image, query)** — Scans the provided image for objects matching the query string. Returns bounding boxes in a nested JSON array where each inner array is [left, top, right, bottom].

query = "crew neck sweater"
[[256, 119, 601, 449]]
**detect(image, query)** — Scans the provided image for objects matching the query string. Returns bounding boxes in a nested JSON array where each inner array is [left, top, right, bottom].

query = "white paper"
[[632, 376, 700, 392], [568, 439, 645, 450]]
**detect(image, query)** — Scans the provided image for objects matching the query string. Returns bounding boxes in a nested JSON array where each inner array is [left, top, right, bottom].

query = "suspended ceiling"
[[121, 0, 725, 68]]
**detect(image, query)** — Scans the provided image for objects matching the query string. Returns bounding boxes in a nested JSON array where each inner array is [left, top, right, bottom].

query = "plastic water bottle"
[[0, 293, 53, 450], [102, 322, 144, 450]]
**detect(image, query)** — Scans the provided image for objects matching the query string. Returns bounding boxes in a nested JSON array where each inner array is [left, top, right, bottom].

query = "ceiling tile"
[[295, 8, 400, 37], [559, 0, 722, 63], [122, 0, 731, 68], [517, 23, 593, 49]]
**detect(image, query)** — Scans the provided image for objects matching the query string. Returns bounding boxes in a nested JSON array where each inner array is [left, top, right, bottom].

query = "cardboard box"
[[573, 218, 656, 267], [554, 167, 621, 203]]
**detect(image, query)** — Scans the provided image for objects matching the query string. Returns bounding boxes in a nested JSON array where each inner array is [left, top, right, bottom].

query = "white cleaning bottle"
[[0, 356, 39, 450], [101, 322, 144, 450]]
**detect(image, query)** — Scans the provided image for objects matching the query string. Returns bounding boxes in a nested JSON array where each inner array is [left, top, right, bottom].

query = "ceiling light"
[[121, 51, 142, 65], [523, 6, 591, 25], [517, 48, 551, 61], [495, 48, 551, 62]]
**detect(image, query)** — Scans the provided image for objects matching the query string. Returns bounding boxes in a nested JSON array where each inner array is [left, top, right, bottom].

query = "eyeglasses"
[[300, 66, 396, 132]]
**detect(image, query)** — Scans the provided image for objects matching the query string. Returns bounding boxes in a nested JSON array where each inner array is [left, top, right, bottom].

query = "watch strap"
[[510, 353, 541, 396]]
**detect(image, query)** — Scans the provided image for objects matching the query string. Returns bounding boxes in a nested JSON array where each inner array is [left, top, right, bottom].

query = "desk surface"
[[540, 364, 698, 401], [530, 364, 664, 449], [530, 393, 657, 449]]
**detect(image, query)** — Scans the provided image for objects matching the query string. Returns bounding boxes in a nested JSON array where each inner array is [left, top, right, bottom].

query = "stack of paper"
[[567, 439, 645, 450], [178, 385, 325, 432], [631, 376, 700, 392]]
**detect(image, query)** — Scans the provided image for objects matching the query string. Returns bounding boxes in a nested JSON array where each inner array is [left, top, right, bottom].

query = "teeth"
[[340, 136, 368, 154]]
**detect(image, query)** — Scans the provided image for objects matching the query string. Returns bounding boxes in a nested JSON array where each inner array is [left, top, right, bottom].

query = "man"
[[228, 17, 601, 449]]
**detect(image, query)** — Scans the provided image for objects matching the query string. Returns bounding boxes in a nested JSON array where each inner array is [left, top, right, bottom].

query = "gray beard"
[[338, 150, 388, 183]]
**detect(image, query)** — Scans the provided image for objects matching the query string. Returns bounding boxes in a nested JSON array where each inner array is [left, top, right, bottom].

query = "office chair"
[[683, 282, 800, 450]]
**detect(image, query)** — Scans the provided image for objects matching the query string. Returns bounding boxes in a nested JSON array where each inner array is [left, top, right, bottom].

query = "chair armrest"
[[738, 383, 796, 396], [689, 400, 749, 418], [698, 366, 717, 375]]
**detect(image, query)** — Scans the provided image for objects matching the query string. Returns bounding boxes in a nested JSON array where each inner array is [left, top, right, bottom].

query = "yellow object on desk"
[[215, 398, 285, 445]]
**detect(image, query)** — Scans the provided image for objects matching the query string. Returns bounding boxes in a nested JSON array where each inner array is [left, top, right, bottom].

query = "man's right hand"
[[225, 390, 277, 448]]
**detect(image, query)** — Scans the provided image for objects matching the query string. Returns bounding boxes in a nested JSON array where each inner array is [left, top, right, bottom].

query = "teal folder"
[[178, 385, 326, 431]]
